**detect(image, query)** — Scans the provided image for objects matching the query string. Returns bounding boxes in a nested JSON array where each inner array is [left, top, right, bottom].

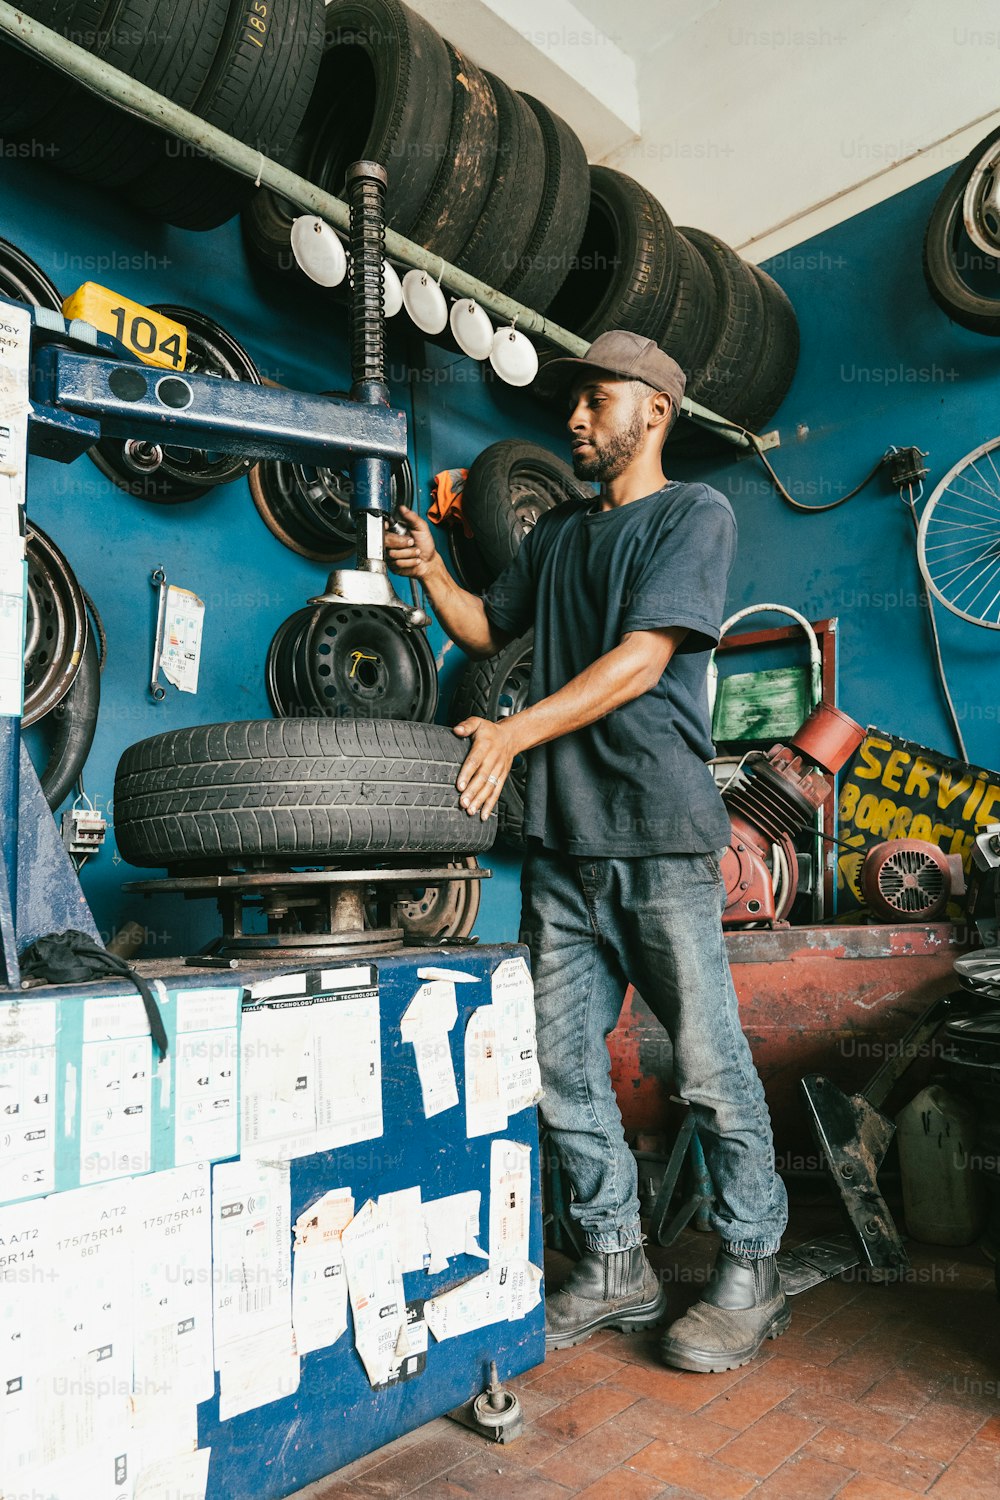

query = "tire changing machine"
[[0, 163, 543, 1499]]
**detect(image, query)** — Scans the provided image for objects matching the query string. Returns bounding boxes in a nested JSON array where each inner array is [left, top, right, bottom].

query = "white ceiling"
[[407, 0, 1000, 260]]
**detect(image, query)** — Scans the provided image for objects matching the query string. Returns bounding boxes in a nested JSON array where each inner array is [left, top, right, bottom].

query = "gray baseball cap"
[[536, 330, 687, 409]]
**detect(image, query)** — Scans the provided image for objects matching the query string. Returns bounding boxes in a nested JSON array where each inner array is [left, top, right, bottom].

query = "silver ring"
[[487, 774, 499, 786]]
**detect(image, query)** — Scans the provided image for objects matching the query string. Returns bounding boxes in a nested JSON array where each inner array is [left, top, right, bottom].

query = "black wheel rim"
[[249, 393, 414, 560], [89, 304, 262, 501], [267, 603, 438, 721], [492, 639, 533, 808]]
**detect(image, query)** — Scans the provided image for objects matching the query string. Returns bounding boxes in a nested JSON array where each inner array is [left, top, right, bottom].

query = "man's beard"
[[571, 404, 646, 483]]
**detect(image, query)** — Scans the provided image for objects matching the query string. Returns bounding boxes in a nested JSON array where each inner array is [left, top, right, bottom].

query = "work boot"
[[545, 1244, 666, 1351], [660, 1248, 790, 1373]]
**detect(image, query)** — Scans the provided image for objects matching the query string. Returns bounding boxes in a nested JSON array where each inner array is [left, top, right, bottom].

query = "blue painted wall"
[[7, 152, 998, 958]]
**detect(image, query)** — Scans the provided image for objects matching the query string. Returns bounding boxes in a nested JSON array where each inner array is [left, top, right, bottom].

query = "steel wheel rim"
[[963, 139, 1000, 255], [267, 603, 438, 720], [917, 435, 1000, 628], [23, 524, 88, 725], [386, 857, 481, 940]]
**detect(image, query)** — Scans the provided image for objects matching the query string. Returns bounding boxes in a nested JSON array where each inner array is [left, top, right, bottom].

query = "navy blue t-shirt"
[[481, 480, 736, 857]]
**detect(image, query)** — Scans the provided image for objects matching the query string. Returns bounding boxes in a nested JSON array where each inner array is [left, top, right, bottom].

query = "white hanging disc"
[[489, 326, 539, 386], [402, 268, 448, 334], [383, 261, 403, 318], [449, 298, 494, 359], [290, 216, 347, 287]]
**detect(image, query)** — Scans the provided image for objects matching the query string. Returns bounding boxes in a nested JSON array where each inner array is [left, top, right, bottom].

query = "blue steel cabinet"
[[0, 943, 544, 1500]]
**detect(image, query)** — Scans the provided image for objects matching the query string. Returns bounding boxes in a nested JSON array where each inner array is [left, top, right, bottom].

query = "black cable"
[[693, 411, 888, 512]]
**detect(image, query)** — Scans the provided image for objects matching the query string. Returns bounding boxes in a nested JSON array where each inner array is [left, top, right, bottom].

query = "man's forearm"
[[506, 629, 686, 755], [420, 554, 507, 658]]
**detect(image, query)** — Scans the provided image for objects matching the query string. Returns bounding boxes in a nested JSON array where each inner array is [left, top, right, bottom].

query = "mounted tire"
[[740, 263, 800, 430], [114, 719, 496, 866], [37, 628, 101, 810], [923, 123, 1000, 334], [463, 439, 589, 583], [451, 633, 533, 849]]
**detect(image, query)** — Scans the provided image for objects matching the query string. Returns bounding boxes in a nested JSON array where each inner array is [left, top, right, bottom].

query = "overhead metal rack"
[[0, 0, 775, 450]]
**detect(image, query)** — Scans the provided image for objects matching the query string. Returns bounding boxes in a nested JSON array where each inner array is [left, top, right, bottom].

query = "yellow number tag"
[[61, 283, 188, 371]]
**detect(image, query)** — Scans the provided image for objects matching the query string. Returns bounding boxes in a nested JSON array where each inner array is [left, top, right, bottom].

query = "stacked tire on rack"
[[0, 0, 326, 230], [1, 0, 800, 428]]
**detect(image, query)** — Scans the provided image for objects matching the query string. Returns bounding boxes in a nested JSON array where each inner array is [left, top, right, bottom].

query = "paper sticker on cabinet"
[[401, 980, 458, 1118], [341, 1199, 406, 1388], [422, 1190, 487, 1274], [492, 956, 542, 1114], [425, 1259, 542, 1342], [378, 1185, 427, 1274], [0, 997, 56, 1204], [212, 1159, 292, 1364], [241, 979, 382, 1160], [464, 1005, 506, 1138], [489, 1139, 532, 1263], [292, 1190, 353, 1357], [134, 1446, 210, 1500], [79, 1031, 152, 1184]]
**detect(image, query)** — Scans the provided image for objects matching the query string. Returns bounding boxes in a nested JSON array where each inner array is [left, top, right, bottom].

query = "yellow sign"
[[837, 730, 1000, 907], [61, 283, 187, 371]]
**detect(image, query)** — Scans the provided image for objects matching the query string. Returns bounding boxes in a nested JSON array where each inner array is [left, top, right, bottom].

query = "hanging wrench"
[[149, 566, 167, 702]]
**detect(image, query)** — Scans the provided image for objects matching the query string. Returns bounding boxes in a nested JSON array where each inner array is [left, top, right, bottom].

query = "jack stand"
[[448, 1360, 524, 1444]]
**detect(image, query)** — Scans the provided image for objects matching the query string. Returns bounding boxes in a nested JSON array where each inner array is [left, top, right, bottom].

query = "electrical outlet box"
[[61, 806, 108, 855]]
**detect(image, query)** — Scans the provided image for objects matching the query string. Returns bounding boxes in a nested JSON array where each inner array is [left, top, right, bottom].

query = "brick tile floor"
[[298, 1195, 1000, 1500]]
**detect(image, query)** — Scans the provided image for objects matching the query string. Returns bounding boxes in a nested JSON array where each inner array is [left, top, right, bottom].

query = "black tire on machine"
[[126, 0, 326, 229], [113, 719, 497, 864], [88, 304, 262, 501], [451, 631, 533, 849], [266, 603, 438, 723], [462, 439, 590, 583], [248, 391, 414, 561]]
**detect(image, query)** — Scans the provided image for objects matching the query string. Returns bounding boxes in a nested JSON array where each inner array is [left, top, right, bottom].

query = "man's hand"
[[384, 505, 438, 579], [453, 717, 520, 820]]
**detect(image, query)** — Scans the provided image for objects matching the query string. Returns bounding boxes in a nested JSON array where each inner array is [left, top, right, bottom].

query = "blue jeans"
[[521, 846, 788, 1257]]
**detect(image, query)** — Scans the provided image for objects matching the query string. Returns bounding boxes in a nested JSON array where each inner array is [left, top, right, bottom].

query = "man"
[[384, 331, 789, 1374]]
